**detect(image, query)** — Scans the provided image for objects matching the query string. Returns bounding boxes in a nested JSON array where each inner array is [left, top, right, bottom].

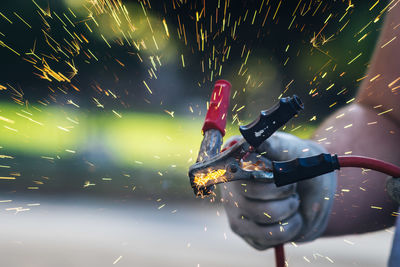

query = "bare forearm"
[[357, 2, 400, 125], [311, 1, 400, 236], [313, 103, 400, 235]]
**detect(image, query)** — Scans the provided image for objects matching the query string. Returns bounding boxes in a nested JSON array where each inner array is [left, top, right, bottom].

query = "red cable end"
[[202, 80, 231, 136], [274, 244, 286, 267], [338, 155, 400, 177]]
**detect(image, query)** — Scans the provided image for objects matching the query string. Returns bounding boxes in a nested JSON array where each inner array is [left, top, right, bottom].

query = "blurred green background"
[[0, 2, 395, 266], [0, 0, 385, 199]]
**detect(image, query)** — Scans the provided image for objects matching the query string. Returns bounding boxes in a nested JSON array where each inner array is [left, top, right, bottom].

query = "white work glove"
[[220, 132, 337, 250]]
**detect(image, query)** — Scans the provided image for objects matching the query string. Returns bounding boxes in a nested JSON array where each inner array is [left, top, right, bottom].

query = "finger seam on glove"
[[242, 211, 301, 228], [242, 193, 299, 203]]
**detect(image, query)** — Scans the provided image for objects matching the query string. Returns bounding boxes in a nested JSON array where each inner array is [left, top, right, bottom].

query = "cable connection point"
[[273, 153, 340, 187]]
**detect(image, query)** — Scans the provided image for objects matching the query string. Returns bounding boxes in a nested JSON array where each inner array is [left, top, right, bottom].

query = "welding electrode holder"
[[190, 93, 308, 195]]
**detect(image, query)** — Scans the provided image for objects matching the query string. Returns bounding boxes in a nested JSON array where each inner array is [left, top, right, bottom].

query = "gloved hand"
[[220, 132, 337, 250], [386, 177, 400, 205]]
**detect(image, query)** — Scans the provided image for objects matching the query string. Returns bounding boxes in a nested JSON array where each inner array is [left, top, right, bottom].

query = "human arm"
[[316, 2, 400, 235]]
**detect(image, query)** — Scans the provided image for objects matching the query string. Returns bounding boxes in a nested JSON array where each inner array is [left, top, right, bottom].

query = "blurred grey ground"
[[0, 196, 393, 267]]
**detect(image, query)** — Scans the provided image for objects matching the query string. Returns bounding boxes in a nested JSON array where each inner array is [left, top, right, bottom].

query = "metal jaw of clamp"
[[188, 138, 274, 196]]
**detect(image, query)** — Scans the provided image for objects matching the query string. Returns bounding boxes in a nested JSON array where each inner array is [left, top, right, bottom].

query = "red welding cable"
[[338, 155, 400, 177], [274, 244, 285, 267], [273, 155, 400, 267]]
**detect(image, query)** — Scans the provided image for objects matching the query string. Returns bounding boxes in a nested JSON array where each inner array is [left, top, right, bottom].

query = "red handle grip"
[[202, 80, 231, 136]]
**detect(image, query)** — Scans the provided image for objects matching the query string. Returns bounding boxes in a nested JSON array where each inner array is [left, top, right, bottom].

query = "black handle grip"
[[273, 153, 340, 187], [239, 95, 304, 148]]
